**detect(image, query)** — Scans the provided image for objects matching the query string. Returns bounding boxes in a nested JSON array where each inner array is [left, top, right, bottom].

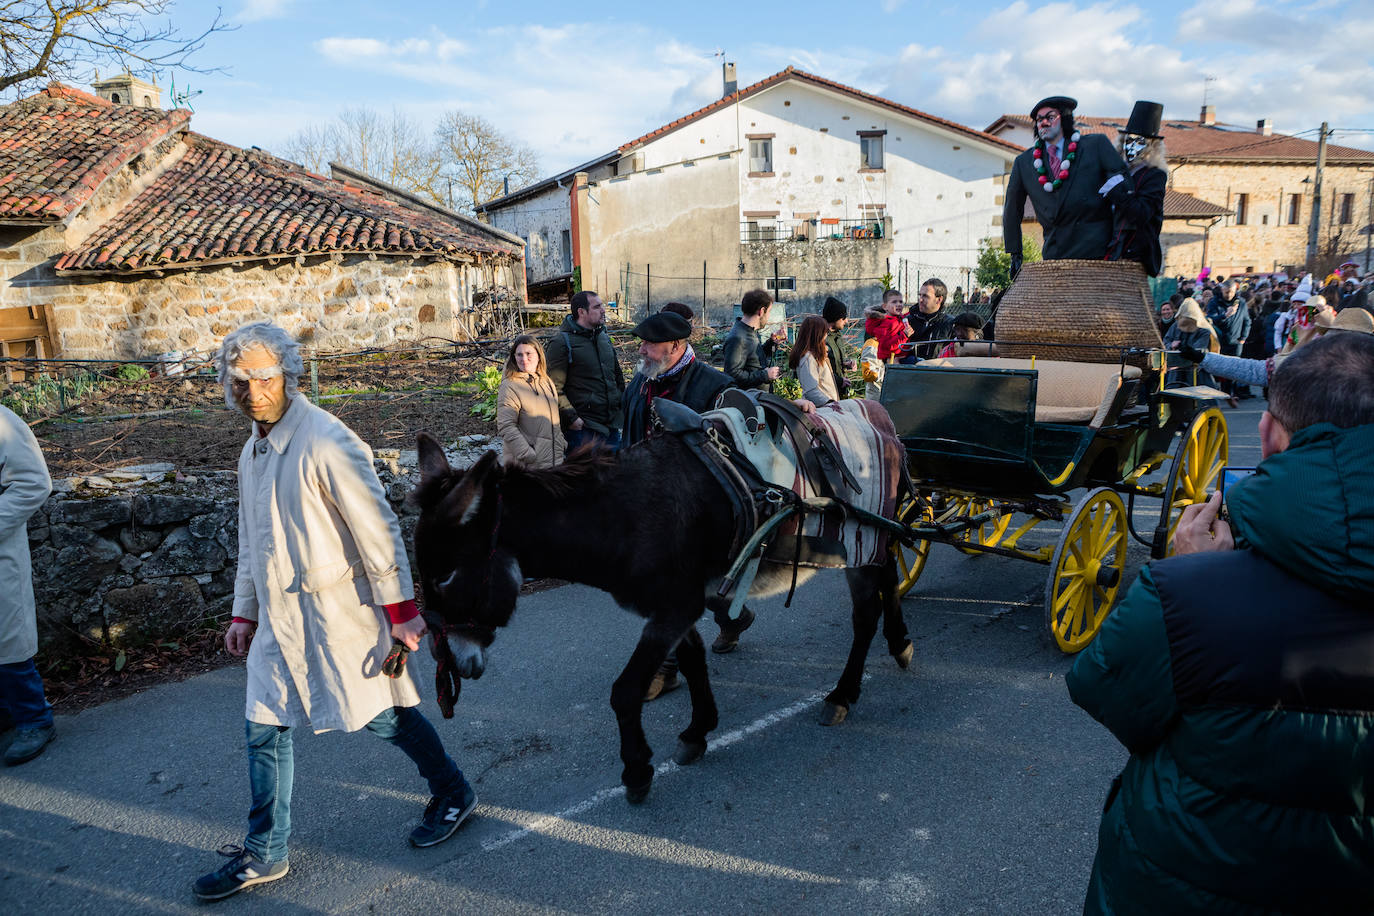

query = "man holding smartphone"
[[1067, 331, 1374, 915]]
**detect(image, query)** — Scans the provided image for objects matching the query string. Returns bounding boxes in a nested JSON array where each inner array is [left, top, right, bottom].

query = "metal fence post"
[[310, 359, 319, 401]]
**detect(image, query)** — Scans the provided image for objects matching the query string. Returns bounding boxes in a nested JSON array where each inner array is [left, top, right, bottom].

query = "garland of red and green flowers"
[[1032, 131, 1080, 193]]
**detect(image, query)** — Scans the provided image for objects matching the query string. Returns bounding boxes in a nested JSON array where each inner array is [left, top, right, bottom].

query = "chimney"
[[1256, 117, 1273, 136], [1199, 104, 1216, 126], [723, 61, 738, 98]]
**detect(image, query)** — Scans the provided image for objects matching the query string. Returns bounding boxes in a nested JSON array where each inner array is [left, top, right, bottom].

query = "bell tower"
[[90, 72, 162, 109]]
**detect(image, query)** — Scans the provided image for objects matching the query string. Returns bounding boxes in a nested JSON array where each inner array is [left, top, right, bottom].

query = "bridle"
[[423, 488, 504, 718]]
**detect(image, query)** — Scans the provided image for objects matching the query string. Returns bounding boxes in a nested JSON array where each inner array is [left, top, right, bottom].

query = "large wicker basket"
[[996, 260, 1162, 364]]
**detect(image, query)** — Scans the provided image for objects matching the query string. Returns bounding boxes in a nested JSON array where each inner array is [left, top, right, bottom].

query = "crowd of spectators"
[[1157, 264, 1374, 403]]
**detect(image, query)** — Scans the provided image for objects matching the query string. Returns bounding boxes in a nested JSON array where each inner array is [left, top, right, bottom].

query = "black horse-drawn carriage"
[[876, 259, 1228, 651], [879, 347, 1226, 651]]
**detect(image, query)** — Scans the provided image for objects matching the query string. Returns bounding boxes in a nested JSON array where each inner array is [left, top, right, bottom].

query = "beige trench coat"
[[0, 405, 51, 665], [496, 373, 566, 468], [233, 397, 419, 733]]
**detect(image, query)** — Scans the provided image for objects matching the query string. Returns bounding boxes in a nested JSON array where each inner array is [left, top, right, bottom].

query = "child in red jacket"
[[864, 289, 912, 361]]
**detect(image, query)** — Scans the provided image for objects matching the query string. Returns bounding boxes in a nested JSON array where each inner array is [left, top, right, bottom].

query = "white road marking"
[[916, 596, 1039, 608], [481, 685, 842, 853]]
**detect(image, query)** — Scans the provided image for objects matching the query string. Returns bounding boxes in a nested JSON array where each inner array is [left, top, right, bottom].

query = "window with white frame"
[[860, 134, 884, 170], [748, 138, 773, 174]]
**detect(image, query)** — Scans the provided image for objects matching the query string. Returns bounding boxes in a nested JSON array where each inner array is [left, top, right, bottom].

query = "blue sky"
[[84, 0, 1374, 174]]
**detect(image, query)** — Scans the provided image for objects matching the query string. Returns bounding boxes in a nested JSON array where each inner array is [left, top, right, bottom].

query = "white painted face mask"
[[1123, 135, 1148, 163]]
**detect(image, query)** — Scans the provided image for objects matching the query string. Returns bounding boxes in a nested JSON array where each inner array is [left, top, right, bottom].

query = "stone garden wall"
[[27, 437, 500, 655]]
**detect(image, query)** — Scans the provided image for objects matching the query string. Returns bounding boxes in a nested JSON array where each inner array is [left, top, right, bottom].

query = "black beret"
[[631, 311, 692, 342], [822, 296, 848, 323], [1030, 95, 1077, 119]]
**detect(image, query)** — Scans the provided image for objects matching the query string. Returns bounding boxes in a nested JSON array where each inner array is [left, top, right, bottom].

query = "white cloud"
[[236, 0, 292, 23], [864, 0, 1373, 150], [232, 1, 1370, 172]]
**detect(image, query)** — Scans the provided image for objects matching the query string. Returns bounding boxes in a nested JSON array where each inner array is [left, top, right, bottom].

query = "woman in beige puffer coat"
[[496, 335, 566, 468]]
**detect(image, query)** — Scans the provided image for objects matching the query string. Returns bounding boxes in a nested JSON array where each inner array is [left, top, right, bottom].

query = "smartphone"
[[1217, 466, 1257, 520]]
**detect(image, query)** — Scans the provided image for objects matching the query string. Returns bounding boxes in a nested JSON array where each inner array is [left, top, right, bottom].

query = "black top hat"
[[631, 311, 692, 342], [1123, 101, 1164, 139], [1030, 96, 1077, 119]]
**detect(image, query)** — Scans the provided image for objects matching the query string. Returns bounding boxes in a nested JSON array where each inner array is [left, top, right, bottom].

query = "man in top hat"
[[1003, 95, 1129, 278], [1105, 101, 1168, 277]]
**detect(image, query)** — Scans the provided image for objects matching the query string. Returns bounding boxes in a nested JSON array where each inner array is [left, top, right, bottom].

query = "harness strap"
[[754, 392, 863, 496]]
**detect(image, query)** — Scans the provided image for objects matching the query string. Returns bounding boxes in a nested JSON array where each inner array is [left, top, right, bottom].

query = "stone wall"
[[26, 437, 500, 655], [1167, 161, 1372, 276], [1, 223, 520, 360]]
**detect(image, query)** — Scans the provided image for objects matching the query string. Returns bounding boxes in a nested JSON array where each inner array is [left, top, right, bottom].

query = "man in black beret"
[[822, 296, 854, 397], [622, 311, 734, 447], [1003, 95, 1129, 279], [623, 311, 753, 692]]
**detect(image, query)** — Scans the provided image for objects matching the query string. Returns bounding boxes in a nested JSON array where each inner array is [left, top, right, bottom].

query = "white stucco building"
[[477, 66, 1022, 320]]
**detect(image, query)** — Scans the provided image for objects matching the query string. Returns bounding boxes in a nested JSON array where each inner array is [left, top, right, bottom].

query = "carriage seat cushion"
[[920, 357, 1141, 427]]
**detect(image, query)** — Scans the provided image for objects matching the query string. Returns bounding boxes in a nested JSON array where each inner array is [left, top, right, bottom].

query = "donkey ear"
[[439, 449, 502, 528], [416, 432, 451, 482]]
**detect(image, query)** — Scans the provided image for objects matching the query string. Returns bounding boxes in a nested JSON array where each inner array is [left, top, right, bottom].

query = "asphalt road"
[[0, 400, 1267, 915]]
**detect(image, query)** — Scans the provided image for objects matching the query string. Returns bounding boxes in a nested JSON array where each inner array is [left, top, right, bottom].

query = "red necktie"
[[1046, 142, 1062, 177]]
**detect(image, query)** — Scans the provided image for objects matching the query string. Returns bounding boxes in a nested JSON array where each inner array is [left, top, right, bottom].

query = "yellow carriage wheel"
[[1044, 488, 1127, 653], [1162, 407, 1229, 555], [892, 497, 933, 597], [952, 498, 1014, 556]]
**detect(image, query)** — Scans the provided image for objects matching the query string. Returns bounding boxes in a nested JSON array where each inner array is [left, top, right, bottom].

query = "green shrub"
[[774, 375, 802, 400], [114, 364, 150, 382], [469, 365, 503, 420]]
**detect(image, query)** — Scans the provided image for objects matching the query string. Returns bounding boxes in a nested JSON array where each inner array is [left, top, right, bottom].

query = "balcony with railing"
[[740, 217, 888, 245]]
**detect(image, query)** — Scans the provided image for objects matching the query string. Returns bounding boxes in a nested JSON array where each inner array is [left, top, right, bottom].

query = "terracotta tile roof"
[[620, 67, 1022, 156], [988, 114, 1374, 163], [56, 133, 520, 273], [0, 83, 190, 224], [1162, 189, 1230, 219]]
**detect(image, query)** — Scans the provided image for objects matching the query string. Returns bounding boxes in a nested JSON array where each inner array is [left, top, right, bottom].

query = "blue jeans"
[[566, 427, 621, 453], [244, 706, 467, 863], [0, 658, 53, 730]]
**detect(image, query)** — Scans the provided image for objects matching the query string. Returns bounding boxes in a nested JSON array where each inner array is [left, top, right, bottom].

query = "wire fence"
[[609, 260, 993, 325], [0, 337, 521, 425]]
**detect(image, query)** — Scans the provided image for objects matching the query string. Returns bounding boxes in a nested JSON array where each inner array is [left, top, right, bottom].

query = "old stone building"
[[0, 83, 525, 364], [986, 108, 1374, 278]]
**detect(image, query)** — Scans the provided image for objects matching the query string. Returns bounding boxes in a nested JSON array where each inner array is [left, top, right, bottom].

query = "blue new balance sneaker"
[[192, 845, 289, 901], [409, 785, 478, 848]]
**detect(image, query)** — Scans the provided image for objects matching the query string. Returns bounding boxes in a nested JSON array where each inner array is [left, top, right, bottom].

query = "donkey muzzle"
[[447, 633, 487, 679]]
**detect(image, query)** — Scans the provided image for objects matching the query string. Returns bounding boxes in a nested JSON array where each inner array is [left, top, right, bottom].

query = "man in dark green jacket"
[[822, 296, 853, 398], [546, 291, 625, 451], [1068, 331, 1374, 915]]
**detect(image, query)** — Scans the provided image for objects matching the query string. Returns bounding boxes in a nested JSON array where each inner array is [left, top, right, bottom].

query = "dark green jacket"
[[825, 327, 850, 396], [545, 315, 625, 436], [1068, 422, 1374, 915]]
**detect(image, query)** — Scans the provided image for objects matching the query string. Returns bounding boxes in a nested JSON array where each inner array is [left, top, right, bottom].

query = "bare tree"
[[0, 0, 227, 95], [434, 110, 540, 213], [280, 106, 445, 204]]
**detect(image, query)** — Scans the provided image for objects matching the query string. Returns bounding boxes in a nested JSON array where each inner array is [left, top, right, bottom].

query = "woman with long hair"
[[789, 314, 840, 406], [496, 335, 566, 468]]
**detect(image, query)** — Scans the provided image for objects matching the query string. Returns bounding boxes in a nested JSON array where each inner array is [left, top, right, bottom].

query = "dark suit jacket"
[[1003, 132, 1127, 261], [1106, 166, 1166, 276]]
